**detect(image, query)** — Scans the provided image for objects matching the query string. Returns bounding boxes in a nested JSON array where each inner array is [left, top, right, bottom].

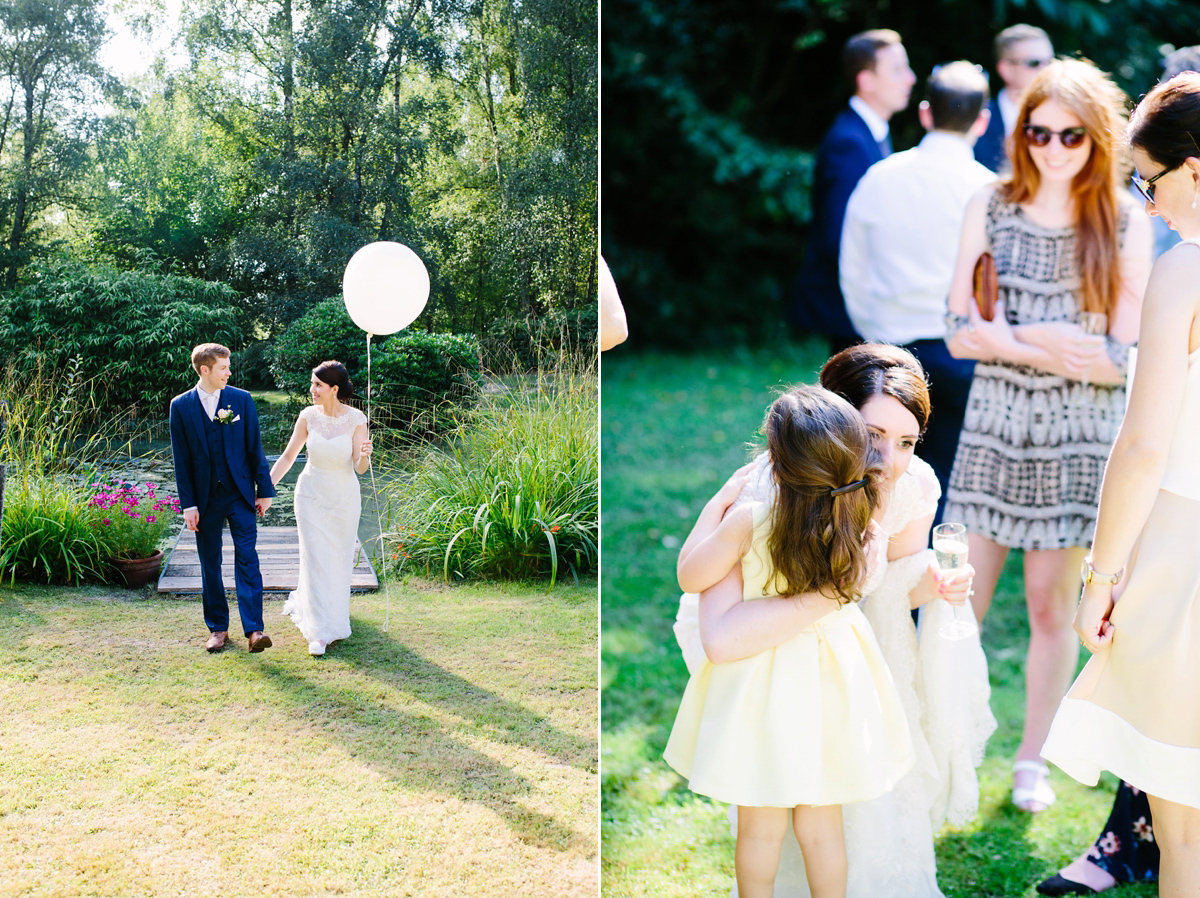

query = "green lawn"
[[0, 578, 597, 897], [600, 342, 1154, 898]]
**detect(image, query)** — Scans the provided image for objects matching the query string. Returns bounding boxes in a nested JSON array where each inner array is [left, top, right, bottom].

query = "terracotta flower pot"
[[111, 550, 164, 588]]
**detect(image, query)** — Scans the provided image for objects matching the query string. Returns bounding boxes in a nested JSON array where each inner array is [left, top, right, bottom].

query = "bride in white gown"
[[674, 345, 996, 897], [270, 360, 372, 656]]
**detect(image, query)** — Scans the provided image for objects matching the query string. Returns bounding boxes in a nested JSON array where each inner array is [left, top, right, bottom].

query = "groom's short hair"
[[191, 343, 231, 375]]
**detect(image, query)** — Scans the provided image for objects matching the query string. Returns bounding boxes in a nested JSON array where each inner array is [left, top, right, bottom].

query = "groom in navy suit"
[[170, 343, 276, 653], [791, 29, 914, 352]]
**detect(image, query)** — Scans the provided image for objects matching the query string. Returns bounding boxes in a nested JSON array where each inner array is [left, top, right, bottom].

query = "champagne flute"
[[933, 522, 977, 640], [1079, 312, 1108, 389]]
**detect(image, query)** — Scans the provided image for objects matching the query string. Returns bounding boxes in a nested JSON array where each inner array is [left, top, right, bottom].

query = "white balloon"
[[342, 241, 430, 335]]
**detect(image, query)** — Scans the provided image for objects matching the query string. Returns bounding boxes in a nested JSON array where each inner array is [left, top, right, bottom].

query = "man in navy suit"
[[170, 343, 277, 653], [974, 24, 1054, 173], [791, 29, 915, 352]]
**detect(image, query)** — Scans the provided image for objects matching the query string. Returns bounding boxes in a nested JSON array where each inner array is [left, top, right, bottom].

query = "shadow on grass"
[[249, 618, 592, 852], [936, 803, 1039, 898]]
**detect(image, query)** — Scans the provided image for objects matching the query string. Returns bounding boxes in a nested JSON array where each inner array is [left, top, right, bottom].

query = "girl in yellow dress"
[[663, 385, 914, 898]]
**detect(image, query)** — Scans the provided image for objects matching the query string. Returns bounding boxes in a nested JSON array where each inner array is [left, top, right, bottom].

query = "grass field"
[[600, 341, 1155, 898], [0, 578, 597, 897]]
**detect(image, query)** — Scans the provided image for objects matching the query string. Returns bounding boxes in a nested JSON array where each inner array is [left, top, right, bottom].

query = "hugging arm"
[[698, 565, 844, 664]]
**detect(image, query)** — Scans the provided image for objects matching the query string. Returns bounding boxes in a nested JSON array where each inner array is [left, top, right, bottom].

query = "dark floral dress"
[[1087, 781, 1159, 883]]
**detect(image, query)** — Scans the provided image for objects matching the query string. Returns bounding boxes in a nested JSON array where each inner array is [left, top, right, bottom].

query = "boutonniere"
[[215, 407, 241, 425]]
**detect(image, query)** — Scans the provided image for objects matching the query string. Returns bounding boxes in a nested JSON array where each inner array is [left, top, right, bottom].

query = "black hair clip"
[[830, 477, 869, 497]]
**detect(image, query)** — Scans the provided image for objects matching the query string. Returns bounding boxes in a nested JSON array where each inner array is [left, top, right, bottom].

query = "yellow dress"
[[663, 501, 914, 808], [1043, 343, 1200, 808]]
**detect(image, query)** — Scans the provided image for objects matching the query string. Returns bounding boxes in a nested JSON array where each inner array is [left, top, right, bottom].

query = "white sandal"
[[1012, 760, 1056, 812]]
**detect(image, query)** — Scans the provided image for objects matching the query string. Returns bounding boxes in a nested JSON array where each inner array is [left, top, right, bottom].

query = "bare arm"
[[698, 565, 844, 664], [351, 422, 372, 474], [676, 462, 754, 580], [269, 414, 308, 486], [678, 503, 754, 595], [1076, 244, 1200, 650]]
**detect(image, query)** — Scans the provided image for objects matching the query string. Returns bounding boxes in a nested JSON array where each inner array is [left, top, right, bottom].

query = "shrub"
[[272, 298, 482, 431], [231, 339, 277, 389], [0, 258, 243, 415], [368, 332, 482, 430], [0, 473, 110, 585], [384, 354, 597, 585], [481, 306, 598, 372], [269, 297, 378, 394]]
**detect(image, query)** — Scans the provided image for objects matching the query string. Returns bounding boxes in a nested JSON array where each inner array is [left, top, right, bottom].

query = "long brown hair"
[[1001, 58, 1130, 316], [763, 385, 885, 604]]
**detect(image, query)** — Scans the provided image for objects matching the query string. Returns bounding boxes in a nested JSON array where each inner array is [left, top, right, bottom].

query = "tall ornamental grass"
[[386, 355, 597, 586], [0, 361, 137, 584]]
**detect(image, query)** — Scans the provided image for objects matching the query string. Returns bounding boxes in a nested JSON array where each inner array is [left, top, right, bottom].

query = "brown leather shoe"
[[247, 631, 273, 653], [205, 631, 228, 653]]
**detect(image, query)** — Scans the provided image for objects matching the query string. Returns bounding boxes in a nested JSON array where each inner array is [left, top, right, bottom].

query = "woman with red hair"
[[943, 58, 1153, 813]]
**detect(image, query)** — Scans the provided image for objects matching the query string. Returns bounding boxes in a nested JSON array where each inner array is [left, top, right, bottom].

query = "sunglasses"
[[1023, 125, 1089, 149], [1132, 163, 1179, 205], [1005, 57, 1052, 69]]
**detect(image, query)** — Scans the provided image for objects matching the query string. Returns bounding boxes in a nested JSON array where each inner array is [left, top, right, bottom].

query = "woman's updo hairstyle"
[[1127, 72, 1200, 171], [763, 385, 885, 605], [819, 343, 932, 434], [313, 360, 353, 398]]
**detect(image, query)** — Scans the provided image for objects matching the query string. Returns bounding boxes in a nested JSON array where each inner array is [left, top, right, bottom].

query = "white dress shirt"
[[849, 95, 890, 144], [997, 88, 1019, 136], [197, 384, 219, 420], [839, 131, 997, 344]]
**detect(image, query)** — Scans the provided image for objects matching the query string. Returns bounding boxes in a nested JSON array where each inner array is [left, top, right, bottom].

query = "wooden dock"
[[157, 525, 379, 593]]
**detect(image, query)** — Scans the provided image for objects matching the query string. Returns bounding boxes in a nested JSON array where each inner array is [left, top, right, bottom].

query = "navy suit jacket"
[[169, 385, 276, 517], [974, 98, 1007, 173], [792, 106, 884, 341]]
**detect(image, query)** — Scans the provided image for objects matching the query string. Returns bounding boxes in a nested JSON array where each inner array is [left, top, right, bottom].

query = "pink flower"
[[1098, 832, 1120, 855], [1134, 817, 1154, 842], [146, 515, 156, 523], [102, 518, 111, 525]]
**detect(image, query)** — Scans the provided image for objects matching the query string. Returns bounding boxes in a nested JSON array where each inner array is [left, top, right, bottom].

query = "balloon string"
[[365, 330, 391, 632]]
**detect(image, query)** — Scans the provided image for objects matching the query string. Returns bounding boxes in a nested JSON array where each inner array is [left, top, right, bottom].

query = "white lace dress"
[[281, 404, 366, 646], [674, 453, 996, 898]]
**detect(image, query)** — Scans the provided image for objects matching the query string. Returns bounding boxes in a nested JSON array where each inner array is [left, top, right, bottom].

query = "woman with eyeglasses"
[[1036, 70, 1200, 896], [943, 58, 1153, 815]]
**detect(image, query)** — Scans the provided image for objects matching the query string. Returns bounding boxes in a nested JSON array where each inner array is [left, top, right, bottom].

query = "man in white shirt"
[[839, 60, 995, 522]]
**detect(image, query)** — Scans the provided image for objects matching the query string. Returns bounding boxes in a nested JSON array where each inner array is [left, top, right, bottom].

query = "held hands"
[[255, 497, 272, 517], [956, 299, 1015, 359], [1074, 582, 1115, 653], [1038, 321, 1105, 377]]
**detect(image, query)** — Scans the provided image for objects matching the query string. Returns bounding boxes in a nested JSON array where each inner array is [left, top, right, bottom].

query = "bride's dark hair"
[[313, 360, 354, 398]]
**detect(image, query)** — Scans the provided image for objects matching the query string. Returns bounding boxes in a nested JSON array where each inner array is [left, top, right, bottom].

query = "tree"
[[0, 0, 111, 285]]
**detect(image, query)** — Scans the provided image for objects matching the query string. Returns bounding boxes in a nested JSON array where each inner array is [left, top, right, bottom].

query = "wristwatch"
[[1080, 556, 1124, 586]]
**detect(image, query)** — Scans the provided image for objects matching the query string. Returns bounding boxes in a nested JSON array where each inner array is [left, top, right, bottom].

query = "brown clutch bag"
[[973, 251, 997, 322]]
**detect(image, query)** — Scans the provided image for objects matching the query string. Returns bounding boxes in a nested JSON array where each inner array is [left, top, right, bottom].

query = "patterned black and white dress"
[[945, 191, 1133, 550]]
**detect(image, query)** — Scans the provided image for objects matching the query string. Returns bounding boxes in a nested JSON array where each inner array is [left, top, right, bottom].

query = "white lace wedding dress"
[[281, 404, 366, 647], [674, 453, 996, 898]]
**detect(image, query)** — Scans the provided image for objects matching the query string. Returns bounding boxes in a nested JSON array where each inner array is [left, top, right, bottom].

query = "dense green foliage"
[[0, 259, 242, 414], [270, 297, 481, 428], [0, 0, 594, 413], [386, 358, 597, 584], [603, 0, 1200, 346]]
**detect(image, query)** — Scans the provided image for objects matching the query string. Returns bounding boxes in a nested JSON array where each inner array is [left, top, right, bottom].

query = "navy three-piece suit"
[[791, 106, 888, 345], [169, 385, 276, 636]]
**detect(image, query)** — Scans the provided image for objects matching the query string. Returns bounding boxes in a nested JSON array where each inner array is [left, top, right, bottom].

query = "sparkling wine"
[[934, 538, 969, 570]]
